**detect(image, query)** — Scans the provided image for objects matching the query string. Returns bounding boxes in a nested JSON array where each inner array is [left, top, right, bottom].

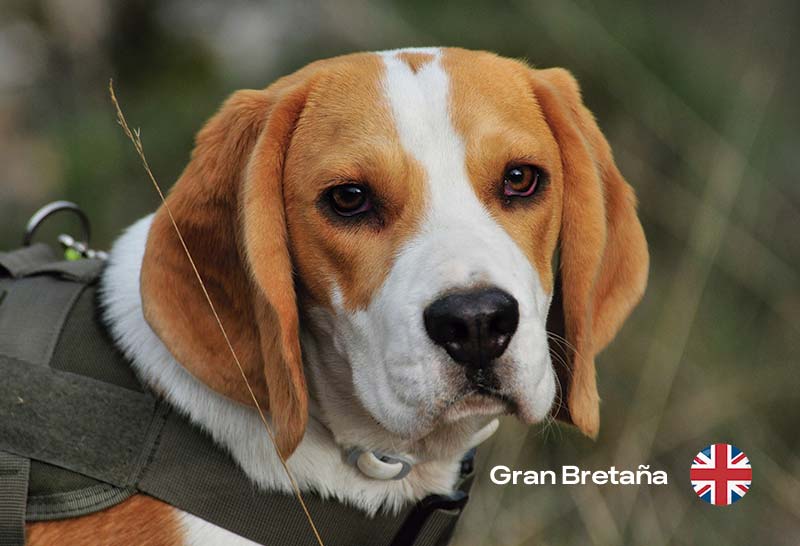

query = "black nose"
[[423, 287, 519, 368]]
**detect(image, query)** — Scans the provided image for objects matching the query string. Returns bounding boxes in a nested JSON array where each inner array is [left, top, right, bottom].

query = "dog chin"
[[438, 373, 557, 428]]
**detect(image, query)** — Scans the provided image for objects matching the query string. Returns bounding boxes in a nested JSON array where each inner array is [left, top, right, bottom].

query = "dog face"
[[141, 48, 648, 457], [286, 50, 561, 441]]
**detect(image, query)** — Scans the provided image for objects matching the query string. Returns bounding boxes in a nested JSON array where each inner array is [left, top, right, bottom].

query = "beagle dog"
[[27, 47, 648, 545]]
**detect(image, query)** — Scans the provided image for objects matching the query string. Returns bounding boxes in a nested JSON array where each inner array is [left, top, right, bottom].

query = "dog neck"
[[99, 214, 489, 515]]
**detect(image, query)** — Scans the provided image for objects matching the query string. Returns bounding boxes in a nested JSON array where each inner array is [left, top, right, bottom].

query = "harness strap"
[[389, 488, 470, 546], [0, 244, 54, 278], [0, 246, 101, 367], [0, 354, 162, 488], [0, 451, 29, 546]]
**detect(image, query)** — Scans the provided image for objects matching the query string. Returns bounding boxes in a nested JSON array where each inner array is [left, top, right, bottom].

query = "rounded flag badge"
[[690, 443, 752, 506]]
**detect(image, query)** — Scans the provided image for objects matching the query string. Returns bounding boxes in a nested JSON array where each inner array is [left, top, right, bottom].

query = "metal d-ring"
[[23, 201, 91, 247]]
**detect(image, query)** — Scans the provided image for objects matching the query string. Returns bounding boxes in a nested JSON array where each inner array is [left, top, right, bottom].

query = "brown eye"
[[503, 165, 539, 197], [328, 184, 372, 216]]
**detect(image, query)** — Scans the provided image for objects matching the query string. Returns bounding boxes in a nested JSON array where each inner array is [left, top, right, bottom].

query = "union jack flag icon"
[[690, 443, 752, 506]]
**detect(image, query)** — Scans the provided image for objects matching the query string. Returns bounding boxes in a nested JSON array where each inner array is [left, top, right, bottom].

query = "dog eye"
[[328, 184, 372, 216], [503, 165, 539, 197]]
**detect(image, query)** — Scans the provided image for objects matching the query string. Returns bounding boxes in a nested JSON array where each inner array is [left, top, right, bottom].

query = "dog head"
[[140, 48, 648, 458]]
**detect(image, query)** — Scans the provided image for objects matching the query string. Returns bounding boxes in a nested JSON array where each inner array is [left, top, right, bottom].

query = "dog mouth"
[[439, 388, 516, 423]]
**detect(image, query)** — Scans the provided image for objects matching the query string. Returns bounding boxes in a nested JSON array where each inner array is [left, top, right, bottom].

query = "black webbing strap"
[[389, 479, 472, 546], [0, 452, 29, 546]]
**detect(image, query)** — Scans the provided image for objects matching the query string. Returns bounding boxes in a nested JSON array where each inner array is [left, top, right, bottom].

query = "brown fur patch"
[[397, 51, 435, 73], [26, 495, 181, 546]]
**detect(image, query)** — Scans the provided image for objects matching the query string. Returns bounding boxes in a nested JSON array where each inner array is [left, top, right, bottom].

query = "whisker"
[[546, 330, 583, 361]]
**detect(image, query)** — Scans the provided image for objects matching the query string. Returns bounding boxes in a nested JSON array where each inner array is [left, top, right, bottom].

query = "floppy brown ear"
[[532, 68, 649, 438], [141, 79, 312, 457]]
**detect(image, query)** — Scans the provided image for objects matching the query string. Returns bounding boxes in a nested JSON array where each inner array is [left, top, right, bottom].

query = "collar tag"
[[346, 448, 414, 481]]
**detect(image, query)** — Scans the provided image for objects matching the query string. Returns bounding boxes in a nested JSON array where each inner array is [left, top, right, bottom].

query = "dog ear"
[[531, 68, 649, 438], [141, 78, 311, 457]]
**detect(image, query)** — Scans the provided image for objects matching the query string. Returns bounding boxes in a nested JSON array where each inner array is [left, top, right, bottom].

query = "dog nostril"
[[490, 313, 516, 336], [423, 287, 519, 367]]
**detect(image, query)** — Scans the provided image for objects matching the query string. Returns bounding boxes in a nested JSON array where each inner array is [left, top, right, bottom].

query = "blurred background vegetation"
[[1, 0, 798, 544]]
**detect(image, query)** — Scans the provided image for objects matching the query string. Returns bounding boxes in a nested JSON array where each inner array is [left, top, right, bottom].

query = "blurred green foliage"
[[1, 1, 798, 544]]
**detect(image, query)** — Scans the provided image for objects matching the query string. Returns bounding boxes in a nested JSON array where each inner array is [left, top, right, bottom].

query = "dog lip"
[[440, 389, 514, 423]]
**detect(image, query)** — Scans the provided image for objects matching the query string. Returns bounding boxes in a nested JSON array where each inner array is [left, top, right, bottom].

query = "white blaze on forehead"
[[379, 49, 484, 229], [379, 48, 463, 200], [378, 49, 547, 315]]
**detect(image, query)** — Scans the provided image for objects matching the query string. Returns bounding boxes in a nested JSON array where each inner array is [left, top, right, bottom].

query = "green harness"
[[0, 243, 473, 546]]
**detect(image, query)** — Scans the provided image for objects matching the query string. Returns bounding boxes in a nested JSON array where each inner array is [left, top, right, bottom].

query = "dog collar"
[[345, 448, 415, 480]]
